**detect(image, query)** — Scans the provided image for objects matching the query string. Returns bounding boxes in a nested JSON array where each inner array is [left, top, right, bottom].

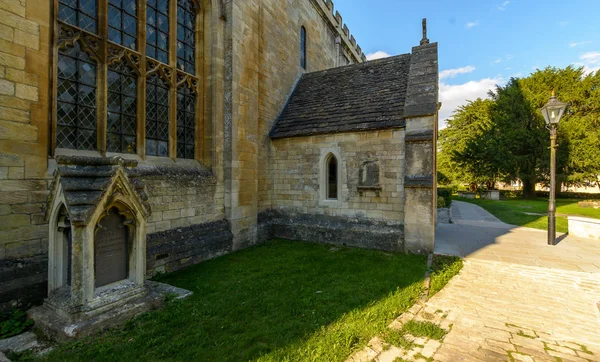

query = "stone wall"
[[0, 0, 52, 310], [260, 129, 406, 250], [226, 0, 366, 249]]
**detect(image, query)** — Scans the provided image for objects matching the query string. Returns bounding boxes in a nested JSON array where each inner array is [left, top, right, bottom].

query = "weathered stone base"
[[258, 210, 404, 251], [28, 281, 191, 342], [0, 256, 47, 311], [146, 220, 233, 277]]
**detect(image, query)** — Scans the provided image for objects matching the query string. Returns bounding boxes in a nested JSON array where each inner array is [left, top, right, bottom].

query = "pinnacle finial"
[[420, 18, 430, 46]]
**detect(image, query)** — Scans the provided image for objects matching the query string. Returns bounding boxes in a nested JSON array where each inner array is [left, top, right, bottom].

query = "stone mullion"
[[97, 0, 109, 156], [51, 0, 60, 155], [168, 0, 177, 160], [137, 0, 147, 159], [194, 4, 203, 163]]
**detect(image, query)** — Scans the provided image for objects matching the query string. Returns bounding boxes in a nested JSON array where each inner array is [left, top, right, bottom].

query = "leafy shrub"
[[436, 196, 446, 209], [437, 188, 452, 208], [0, 308, 33, 339]]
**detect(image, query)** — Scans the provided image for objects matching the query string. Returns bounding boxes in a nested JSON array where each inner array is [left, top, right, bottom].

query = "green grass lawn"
[[455, 197, 600, 233], [24, 240, 461, 362]]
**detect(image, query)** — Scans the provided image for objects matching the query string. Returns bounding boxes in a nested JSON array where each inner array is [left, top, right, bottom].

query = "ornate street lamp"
[[540, 92, 568, 245]]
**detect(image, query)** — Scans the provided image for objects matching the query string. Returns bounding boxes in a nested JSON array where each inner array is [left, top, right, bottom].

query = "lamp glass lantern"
[[540, 95, 568, 126]]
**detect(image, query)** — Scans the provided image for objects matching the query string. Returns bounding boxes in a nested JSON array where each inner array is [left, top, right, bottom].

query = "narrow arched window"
[[327, 154, 338, 200], [300, 26, 307, 69]]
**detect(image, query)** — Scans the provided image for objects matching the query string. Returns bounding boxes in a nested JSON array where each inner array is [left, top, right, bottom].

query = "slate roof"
[[46, 156, 151, 224], [270, 43, 438, 139]]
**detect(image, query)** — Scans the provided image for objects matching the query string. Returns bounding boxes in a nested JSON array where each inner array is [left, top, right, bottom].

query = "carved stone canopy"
[[46, 156, 151, 225]]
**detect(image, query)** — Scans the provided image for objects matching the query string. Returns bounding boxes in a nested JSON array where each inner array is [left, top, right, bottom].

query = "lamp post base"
[[548, 213, 556, 245]]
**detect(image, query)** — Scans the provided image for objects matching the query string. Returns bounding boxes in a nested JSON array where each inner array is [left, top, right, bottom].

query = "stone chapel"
[[0, 0, 439, 321]]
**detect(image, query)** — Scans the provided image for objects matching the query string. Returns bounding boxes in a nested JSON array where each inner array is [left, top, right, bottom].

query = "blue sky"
[[332, 0, 600, 126]]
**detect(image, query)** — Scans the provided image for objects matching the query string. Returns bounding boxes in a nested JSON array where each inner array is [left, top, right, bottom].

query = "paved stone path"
[[433, 202, 600, 361], [347, 201, 600, 361]]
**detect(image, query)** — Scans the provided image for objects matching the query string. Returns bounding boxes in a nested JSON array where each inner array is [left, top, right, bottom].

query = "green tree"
[[488, 78, 547, 198], [520, 67, 600, 189], [438, 98, 499, 188]]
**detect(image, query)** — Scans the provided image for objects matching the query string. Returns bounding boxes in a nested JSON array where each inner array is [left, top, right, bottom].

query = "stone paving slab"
[[436, 201, 600, 273], [428, 259, 600, 361]]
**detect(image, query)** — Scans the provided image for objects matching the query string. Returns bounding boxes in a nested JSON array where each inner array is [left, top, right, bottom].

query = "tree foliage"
[[438, 66, 600, 196]]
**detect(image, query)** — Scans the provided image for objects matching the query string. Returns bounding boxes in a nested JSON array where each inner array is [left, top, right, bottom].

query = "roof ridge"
[[302, 53, 412, 79]]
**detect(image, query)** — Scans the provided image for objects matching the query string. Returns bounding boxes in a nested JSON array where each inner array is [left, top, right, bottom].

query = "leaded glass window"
[[146, 0, 169, 64], [108, 0, 138, 50], [56, 43, 97, 150], [300, 26, 307, 69], [177, 85, 195, 159], [58, 0, 98, 34], [146, 74, 170, 157], [177, 0, 196, 74], [107, 61, 137, 153]]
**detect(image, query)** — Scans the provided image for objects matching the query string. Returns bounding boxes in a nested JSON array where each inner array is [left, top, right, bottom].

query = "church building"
[[0, 0, 439, 321]]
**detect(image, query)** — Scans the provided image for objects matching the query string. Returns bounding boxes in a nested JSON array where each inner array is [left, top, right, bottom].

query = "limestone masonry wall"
[[270, 129, 405, 221], [259, 129, 406, 251], [0, 0, 51, 310], [227, 0, 366, 248]]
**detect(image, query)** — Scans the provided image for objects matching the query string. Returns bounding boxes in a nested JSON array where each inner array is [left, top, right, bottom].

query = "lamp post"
[[540, 92, 568, 245]]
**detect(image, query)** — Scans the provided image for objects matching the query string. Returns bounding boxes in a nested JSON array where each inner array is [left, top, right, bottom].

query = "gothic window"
[[327, 154, 338, 200], [177, 0, 196, 74], [177, 84, 196, 159], [107, 61, 137, 153], [300, 26, 307, 69], [108, 0, 138, 50], [56, 43, 98, 150], [146, 0, 169, 64], [54, 0, 202, 161], [146, 74, 170, 157]]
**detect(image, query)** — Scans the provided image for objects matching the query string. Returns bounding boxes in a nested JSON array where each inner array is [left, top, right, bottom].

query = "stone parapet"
[[310, 0, 367, 63]]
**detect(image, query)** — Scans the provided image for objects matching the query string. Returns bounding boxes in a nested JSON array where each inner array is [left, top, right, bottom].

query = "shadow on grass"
[[33, 240, 428, 362]]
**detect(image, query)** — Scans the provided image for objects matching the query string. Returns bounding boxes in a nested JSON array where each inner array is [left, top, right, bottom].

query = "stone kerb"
[[568, 216, 600, 241]]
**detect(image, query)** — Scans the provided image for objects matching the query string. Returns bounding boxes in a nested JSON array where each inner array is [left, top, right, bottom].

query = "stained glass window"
[[177, 0, 196, 74], [107, 61, 137, 153], [108, 0, 138, 50], [58, 0, 98, 34], [56, 43, 97, 150], [146, 74, 170, 157], [146, 0, 169, 64], [177, 85, 195, 159], [300, 26, 307, 69]]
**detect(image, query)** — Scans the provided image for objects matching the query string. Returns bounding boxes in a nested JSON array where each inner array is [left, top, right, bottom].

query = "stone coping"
[[567, 216, 600, 224]]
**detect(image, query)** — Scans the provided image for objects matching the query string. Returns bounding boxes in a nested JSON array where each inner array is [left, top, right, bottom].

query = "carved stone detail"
[[57, 22, 102, 62], [176, 71, 199, 93], [147, 58, 174, 86]]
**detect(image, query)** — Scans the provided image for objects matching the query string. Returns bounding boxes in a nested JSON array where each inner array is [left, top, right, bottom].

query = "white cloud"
[[465, 21, 479, 29], [366, 51, 391, 61], [492, 58, 503, 64], [559, 21, 569, 27], [439, 65, 476, 80], [576, 52, 600, 74], [497, 1, 510, 11], [569, 41, 591, 48], [439, 77, 503, 128]]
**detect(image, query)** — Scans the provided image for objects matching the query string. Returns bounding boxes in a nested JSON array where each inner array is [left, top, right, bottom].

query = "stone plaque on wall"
[[359, 161, 380, 187], [95, 208, 129, 288]]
